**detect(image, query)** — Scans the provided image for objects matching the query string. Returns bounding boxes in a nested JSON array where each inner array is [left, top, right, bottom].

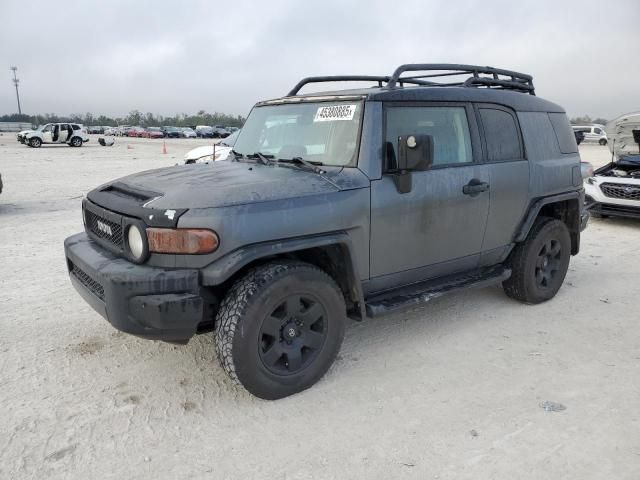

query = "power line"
[[10, 66, 22, 115]]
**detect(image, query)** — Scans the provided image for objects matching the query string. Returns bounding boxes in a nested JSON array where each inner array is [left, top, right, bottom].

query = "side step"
[[365, 266, 511, 318]]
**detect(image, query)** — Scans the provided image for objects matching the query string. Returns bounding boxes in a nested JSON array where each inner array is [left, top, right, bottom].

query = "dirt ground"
[[0, 135, 638, 479]]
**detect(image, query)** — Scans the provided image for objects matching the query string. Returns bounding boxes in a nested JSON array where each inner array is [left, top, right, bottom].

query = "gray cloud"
[[1, 0, 638, 119]]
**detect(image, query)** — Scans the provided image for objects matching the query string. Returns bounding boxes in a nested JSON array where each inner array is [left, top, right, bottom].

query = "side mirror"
[[397, 134, 434, 171], [391, 134, 434, 194]]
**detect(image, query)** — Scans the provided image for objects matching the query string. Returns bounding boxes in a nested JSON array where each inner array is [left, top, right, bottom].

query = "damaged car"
[[584, 112, 640, 219], [23, 123, 89, 148], [64, 64, 588, 399], [181, 129, 240, 164]]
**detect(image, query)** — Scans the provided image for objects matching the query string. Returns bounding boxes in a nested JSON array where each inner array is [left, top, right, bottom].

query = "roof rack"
[[287, 75, 435, 97], [388, 64, 535, 95], [287, 63, 535, 97]]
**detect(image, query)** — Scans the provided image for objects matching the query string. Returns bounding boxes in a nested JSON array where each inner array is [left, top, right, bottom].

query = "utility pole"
[[10, 66, 22, 115]]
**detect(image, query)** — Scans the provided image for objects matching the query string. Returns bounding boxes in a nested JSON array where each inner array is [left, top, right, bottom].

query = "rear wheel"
[[503, 217, 571, 304], [215, 261, 346, 399], [29, 137, 42, 148], [70, 137, 83, 147]]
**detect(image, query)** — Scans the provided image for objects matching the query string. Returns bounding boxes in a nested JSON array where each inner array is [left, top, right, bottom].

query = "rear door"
[[58, 124, 70, 143], [475, 104, 529, 265], [369, 103, 490, 287]]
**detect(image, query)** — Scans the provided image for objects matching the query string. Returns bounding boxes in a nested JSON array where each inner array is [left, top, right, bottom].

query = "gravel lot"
[[1, 136, 638, 479]]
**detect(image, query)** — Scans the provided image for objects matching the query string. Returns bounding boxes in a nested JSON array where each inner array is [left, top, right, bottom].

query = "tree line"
[[0, 110, 245, 128], [569, 115, 608, 125]]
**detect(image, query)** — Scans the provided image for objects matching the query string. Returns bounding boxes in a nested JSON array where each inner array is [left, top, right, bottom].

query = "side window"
[[42, 125, 52, 132], [385, 106, 472, 169], [594, 127, 602, 135], [548, 113, 578, 154], [479, 107, 523, 161], [72, 124, 80, 130]]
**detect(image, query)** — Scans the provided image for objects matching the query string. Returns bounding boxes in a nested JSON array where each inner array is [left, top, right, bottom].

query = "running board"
[[365, 266, 511, 318]]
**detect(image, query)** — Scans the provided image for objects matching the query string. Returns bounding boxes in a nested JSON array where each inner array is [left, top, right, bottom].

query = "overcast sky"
[[1, 0, 638, 120]]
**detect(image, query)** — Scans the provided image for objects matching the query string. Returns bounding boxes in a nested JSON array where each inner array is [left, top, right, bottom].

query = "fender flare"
[[201, 232, 367, 320], [513, 191, 582, 254]]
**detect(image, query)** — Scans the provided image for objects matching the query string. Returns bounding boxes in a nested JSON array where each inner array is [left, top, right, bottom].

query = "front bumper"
[[586, 201, 640, 219], [585, 179, 640, 219], [64, 232, 204, 341]]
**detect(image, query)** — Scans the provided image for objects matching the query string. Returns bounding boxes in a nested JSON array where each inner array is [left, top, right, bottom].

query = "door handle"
[[463, 179, 490, 196]]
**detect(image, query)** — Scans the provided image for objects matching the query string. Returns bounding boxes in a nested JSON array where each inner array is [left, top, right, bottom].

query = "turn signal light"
[[147, 228, 219, 254]]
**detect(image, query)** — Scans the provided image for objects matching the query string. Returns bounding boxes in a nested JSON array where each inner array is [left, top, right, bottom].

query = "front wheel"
[[502, 217, 571, 304], [599, 138, 607, 146], [215, 261, 346, 400], [29, 137, 42, 148], [70, 137, 83, 147]]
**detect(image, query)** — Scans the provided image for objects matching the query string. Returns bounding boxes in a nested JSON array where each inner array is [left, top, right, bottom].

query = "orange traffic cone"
[[162, 141, 167, 154]]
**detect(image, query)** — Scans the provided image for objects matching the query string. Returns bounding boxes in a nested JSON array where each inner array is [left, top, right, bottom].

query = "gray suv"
[[64, 64, 588, 399]]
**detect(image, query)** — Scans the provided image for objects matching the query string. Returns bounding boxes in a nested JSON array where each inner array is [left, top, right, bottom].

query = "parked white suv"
[[572, 125, 608, 145], [23, 123, 89, 148]]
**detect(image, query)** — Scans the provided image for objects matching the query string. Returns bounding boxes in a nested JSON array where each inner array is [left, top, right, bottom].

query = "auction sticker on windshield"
[[314, 104, 357, 122]]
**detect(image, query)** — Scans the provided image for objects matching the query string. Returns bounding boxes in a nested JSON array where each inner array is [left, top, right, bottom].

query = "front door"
[[369, 104, 490, 288], [41, 124, 53, 143]]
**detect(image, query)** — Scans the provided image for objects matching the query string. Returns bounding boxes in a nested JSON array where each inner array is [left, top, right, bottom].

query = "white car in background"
[[23, 123, 89, 148], [182, 129, 240, 164], [181, 127, 197, 138], [572, 125, 608, 145]]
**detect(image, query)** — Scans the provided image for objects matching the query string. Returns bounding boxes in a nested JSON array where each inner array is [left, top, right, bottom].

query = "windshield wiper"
[[230, 149, 244, 162], [276, 157, 326, 174], [246, 152, 274, 166]]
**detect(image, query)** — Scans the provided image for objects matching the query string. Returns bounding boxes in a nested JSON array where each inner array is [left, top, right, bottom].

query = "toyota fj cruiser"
[[64, 64, 588, 399]]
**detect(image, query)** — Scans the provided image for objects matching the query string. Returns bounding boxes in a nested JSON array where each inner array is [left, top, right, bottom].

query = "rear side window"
[[548, 113, 578, 154], [479, 107, 523, 161], [385, 106, 473, 169]]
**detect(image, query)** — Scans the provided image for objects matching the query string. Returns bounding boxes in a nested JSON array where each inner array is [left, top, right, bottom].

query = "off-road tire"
[[29, 137, 42, 148], [215, 260, 346, 400], [70, 137, 83, 147], [503, 217, 571, 304]]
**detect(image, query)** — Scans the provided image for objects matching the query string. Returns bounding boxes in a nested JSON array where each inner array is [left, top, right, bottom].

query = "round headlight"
[[127, 224, 145, 260]]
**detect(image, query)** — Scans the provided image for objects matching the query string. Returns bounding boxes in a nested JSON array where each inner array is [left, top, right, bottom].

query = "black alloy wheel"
[[258, 294, 328, 375]]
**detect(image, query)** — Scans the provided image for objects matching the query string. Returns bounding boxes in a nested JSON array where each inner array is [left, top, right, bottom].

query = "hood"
[[183, 145, 232, 161], [89, 160, 369, 211], [606, 112, 640, 158]]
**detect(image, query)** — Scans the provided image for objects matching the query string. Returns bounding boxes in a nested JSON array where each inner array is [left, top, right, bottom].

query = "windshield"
[[233, 101, 363, 167]]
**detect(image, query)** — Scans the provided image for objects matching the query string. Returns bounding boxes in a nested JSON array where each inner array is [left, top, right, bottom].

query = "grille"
[[85, 209, 123, 249], [70, 262, 105, 301], [600, 183, 640, 201]]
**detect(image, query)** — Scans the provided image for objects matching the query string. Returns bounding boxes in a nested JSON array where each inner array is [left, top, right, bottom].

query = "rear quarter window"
[[479, 107, 523, 161], [548, 113, 578, 154]]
